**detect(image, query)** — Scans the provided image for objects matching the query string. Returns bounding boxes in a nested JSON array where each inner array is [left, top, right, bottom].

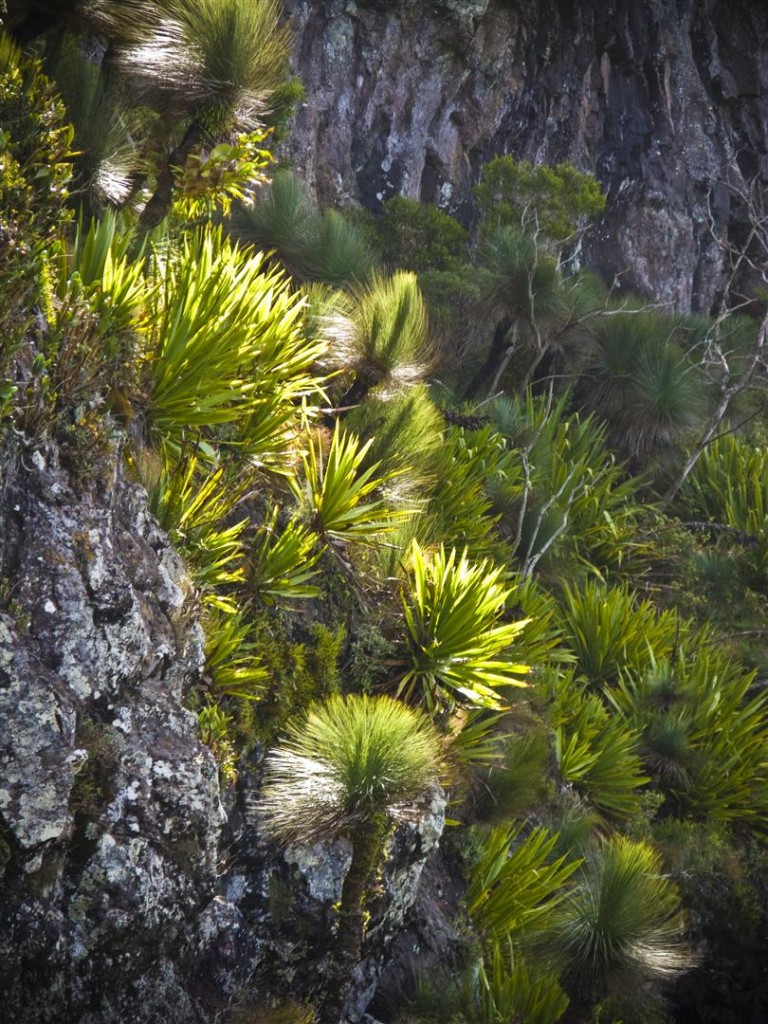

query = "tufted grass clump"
[[260, 693, 442, 846]]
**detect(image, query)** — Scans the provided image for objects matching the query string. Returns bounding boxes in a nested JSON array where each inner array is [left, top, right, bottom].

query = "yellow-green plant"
[[680, 433, 768, 580], [128, 0, 292, 231], [426, 425, 508, 557], [202, 605, 268, 701], [467, 824, 581, 940], [398, 542, 532, 712], [260, 694, 442, 1024], [552, 674, 650, 822], [143, 226, 325, 464], [45, 32, 138, 212], [559, 579, 681, 686], [473, 939, 569, 1024], [608, 648, 768, 825], [296, 424, 401, 543], [334, 270, 434, 391], [142, 449, 251, 610], [53, 211, 148, 331], [197, 701, 238, 784], [172, 129, 272, 220], [0, 31, 76, 431], [474, 156, 606, 243], [345, 383, 444, 484], [0, 31, 75, 250], [249, 506, 323, 603]]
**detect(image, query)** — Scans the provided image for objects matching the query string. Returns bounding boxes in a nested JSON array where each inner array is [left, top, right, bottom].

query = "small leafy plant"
[[397, 542, 531, 711]]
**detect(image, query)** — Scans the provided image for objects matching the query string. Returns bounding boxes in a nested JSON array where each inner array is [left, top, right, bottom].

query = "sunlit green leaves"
[[559, 580, 680, 686], [296, 423, 401, 543], [54, 210, 148, 332], [336, 270, 434, 388], [552, 675, 649, 822], [259, 694, 442, 845], [473, 939, 569, 1024], [397, 542, 531, 711], [467, 824, 581, 939], [144, 226, 325, 461], [249, 505, 322, 603], [202, 605, 267, 700], [474, 155, 605, 243], [141, 448, 250, 608]]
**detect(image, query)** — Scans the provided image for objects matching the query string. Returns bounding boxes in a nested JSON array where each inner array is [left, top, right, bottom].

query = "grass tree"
[[345, 383, 445, 486], [539, 836, 693, 1017], [329, 270, 434, 404], [259, 694, 442, 1024], [465, 225, 564, 396], [231, 169, 319, 273], [123, 0, 292, 231], [581, 310, 709, 462], [233, 169, 375, 286], [45, 35, 139, 213]]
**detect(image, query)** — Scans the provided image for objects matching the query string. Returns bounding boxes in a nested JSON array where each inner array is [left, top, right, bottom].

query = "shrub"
[[552, 675, 649, 822], [559, 580, 680, 686], [295, 424, 402, 544], [679, 433, 768, 583], [474, 156, 605, 243], [374, 195, 468, 274], [466, 823, 581, 939]]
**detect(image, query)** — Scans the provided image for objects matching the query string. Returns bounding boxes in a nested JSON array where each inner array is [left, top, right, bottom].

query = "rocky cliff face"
[[281, 0, 768, 312], [0, 440, 444, 1023], [0, 440, 220, 1023]]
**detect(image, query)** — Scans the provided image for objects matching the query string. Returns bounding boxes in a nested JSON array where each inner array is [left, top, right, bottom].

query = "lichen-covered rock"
[[282, 0, 768, 312], [0, 441, 219, 1024], [207, 768, 446, 1021]]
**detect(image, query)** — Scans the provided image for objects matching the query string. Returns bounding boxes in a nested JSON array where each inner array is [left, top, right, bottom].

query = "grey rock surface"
[[281, 0, 768, 312], [0, 441, 218, 1024]]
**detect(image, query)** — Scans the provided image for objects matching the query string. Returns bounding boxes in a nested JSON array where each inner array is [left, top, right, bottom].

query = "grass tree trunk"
[[321, 815, 389, 1024], [137, 120, 206, 234], [464, 316, 514, 398]]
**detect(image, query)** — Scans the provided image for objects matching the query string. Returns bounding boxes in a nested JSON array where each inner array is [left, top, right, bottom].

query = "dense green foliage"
[[2, 16, 768, 1024]]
